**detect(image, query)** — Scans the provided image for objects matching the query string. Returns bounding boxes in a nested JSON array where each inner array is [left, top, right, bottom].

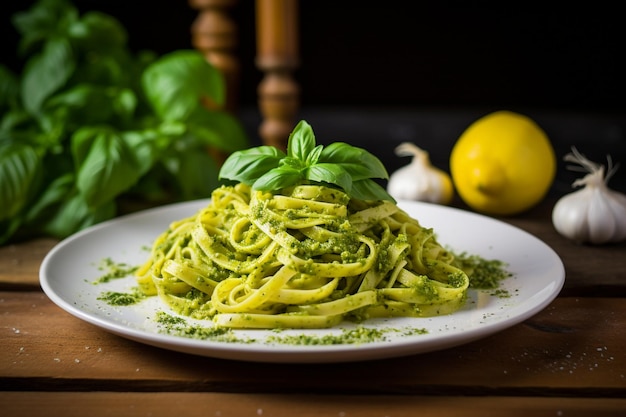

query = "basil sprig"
[[219, 120, 395, 202]]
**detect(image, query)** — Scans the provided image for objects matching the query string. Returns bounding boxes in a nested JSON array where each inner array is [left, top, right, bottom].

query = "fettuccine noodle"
[[136, 183, 469, 329]]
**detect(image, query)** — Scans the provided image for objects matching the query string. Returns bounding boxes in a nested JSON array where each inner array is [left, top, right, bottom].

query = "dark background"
[[2, 1, 625, 193], [3, 1, 625, 112]]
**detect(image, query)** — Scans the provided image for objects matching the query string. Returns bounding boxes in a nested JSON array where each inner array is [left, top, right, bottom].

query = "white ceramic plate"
[[40, 199, 565, 363]]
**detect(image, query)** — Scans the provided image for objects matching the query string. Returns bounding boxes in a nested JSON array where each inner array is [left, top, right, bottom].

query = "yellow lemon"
[[450, 110, 556, 216]]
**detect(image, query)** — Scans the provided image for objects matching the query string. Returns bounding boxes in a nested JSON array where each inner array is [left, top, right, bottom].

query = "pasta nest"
[[136, 183, 469, 329]]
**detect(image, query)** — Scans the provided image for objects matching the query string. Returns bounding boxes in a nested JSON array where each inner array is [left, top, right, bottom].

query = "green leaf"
[[141, 50, 225, 122], [0, 110, 36, 139], [253, 166, 303, 191], [121, 130, 164, 176], [305, 163, 352, 192], [71, 126, 95, 164], [71, 52, 131, 86], [0, 143, 42, 221], [158, 121, 187, 137], [21, 37, 75, 114], [350, 179, 396, 202], [219, 146, 286, 185], [12, 0, 79, 55], [186, 109, 249, 152], [50, 85, 136, 125], [68, 11, 127, 53], [306, 145, 323, 166], [320, 142, 389, 180], [45, 84, 116, 124], [22, 173, 74, 226], [279, 156, 306, 171], [40, 191, 116, 239], [45, 85, 137, 125], [287, 120, 316, 161], [71, 127, 141, 208], [0, 65, 19, 111], [114, 88, 137, 117], [165, 151, 220, 199], [34, 109, 70, 149]]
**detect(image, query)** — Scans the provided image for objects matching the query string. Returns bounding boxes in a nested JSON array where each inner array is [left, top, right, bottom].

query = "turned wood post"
[[255, 0, 300, 150], [189, 0, 239, 113]]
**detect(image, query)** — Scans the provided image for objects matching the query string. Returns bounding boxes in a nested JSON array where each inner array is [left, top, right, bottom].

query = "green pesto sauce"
[[447, 271, 468, 289], [410, 279, 438, 300], [266, 325, 427, 346], [490, 288, 514, 298], [151, 312, 429, 345], [154, 312, 253, 343], [453, 251, 513, 293], [97, 286, 146, 306], [92, 257, 138, 284]]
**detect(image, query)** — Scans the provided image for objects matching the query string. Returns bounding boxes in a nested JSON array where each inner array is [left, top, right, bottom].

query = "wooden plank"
[[0, 238, 58, 289], [2, 292, 625, 394], [1, 392, 625, 417]]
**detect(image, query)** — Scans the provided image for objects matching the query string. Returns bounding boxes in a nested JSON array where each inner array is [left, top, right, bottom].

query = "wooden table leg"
[[189, 0, 239, 113], [255, 0, 300, 150]]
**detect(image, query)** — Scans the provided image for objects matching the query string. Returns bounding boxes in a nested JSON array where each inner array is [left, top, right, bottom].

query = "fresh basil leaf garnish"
[[219, 120, 395, 202]]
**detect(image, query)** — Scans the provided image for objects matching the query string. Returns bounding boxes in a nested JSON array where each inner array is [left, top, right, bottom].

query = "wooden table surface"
[[1, 197, 625, 417]]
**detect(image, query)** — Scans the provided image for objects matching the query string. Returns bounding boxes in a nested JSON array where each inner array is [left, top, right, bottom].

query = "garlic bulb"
[[552, 147, 626, 244], [387, 142, 453, 204]]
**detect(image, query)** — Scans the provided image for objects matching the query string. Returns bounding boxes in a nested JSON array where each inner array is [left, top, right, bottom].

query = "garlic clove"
[[387, 165, 419, 199], [552, 147, 626, 245], [552, 189, 590, 243], [587, 187, 619, 244], [387, 143, 453, 204], [605, 189, 626, 241]]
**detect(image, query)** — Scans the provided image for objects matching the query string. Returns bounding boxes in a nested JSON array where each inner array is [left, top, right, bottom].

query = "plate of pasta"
[[40, 196, 565, 363], [39, 121, 565, 363]]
